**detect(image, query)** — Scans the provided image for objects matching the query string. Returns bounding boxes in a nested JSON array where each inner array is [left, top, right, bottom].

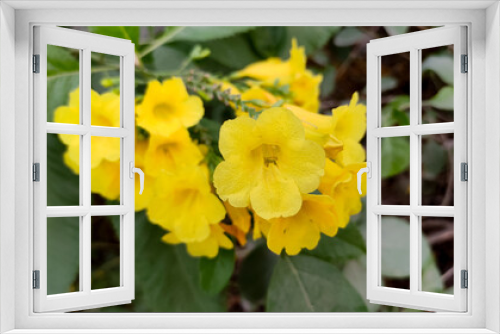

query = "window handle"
[[129, 162, 144, 195], [357, 162, 371, 195]]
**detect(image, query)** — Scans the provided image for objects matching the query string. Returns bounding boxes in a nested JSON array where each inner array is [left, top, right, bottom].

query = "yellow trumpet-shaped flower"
[[143, 128, 204, 177], [221, 201, 251, 246], [318, 159, 366, 228], [259, 194, 339, 256], [136, 78, 204, 137], [285, 92, 366, 165], [135, 133, 154, 211], [235, 39, 322, 113], [91, 160, 121, 201], [162, 224, 233, 258], [213, 107, 325, 220], [147, 165, 226, 243], [56, 89, 121, 170]]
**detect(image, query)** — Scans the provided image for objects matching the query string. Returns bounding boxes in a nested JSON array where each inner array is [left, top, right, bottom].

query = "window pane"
[[381, 216, 410, 290], [421, 216, 454, 294], [91, 52, 121, 127], [47, 45, 80, 124], [91, 216, 121, 290], [421, 45, 454, 124], [381, 136, 410, 205], [380, 52, 410, 127], [91, 136, 121, 205], [47, 217, 80, 295], [421, 133, 454, 206], [47, 133, 80, 206]]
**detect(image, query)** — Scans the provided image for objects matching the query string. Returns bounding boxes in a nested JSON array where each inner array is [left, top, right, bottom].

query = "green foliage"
[[303, 222, 366, 267], [249, 27, 288, 58], [199, 249, 235, 295], [381, 137, 410, 178], [88, 27, 141, 48], [135, 212, 225, 312], [384, 26, 410, 36], [200, 35, 262, 70], [170, 26, 256, 43], [422, 55, 454, 85], [382, 95, 410, 127], [427, 86, 454, 111], [334, 27, 366, 47], [266, 255, 368, 312], [422, 139, 447, 178], [320, 66, 337, 98], [238, 241, 279, 302]]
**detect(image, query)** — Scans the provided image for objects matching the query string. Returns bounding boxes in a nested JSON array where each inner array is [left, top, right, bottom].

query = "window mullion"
[[81, 47, 92, 294], [409, 47, 420, 294]]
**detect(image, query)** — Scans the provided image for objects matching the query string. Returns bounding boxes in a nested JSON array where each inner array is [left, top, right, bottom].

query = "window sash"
[[32, 25, 136, 313], [366, 26, 468, 312]]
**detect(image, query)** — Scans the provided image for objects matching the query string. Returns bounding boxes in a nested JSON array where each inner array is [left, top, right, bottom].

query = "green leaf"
[[170, 26, 256, 43], [199, 249, 235, 295], [320, 66, 336, 98], [343, 258, 379, 312], [280, 26, 340, 56], [46, 134, 80, 294], [88, 27, 140, 47], [381, 95, 410, 127], [266, 255, 368, 312], [303, 222, 365, 266], [148, 45, 193, 74], [381, 136, 410, 178], [422, 139, 447, 178], [249, 27, 288, 58], [422, 55, 454, 85], [384, 26, 410, 36], [135, 212, 225, 312], [334, 27, 366, 47], [200, 35, 262, 70], [426, 86, 454, 111], [189, 45, 211, 60], [381, 76, 398, 92], [238, 241, 279, 302], [381, 217, 410, 278], [47, 45, 79, 76]]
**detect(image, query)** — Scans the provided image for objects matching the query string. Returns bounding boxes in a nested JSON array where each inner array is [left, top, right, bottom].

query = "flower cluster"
[[55, 38, 366, 258]]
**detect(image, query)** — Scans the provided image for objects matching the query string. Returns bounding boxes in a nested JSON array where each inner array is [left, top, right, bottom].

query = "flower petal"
[[249, 164, 302, 219]]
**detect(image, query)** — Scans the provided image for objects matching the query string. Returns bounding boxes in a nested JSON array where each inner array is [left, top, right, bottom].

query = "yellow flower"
[[213, 107, 325, 220], [147, 165, 226, 243], [56, 89, 121, 170], [143, 128, 204, 177], [318, 159, 366, 228], [235, 39, 322, 113], [236, 85, 279, 117], [162, 224, 233, 258], [135, 134, 154, 211], [91, 160, 121, 201], [331, 93, 367, 166], [260, 194, 338, 256], [136, 78, 204, 137], [285, 92, 366, 165], [221, 201, 251, 246]]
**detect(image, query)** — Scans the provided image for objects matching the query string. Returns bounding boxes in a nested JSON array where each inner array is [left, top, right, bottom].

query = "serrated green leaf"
[[334, 27, 366, 47], [303, 222, 365, 266], [426, 86, 454, 111], [238, 241, 279, 302], [384, 26, 410, 36], [422, 55, 454, 85], [170, 26, 256, 43], [266, 255, 367, 312], [381, 136, 410, 178], [135, 212, 225, 312], [199, 249, 235, 295]]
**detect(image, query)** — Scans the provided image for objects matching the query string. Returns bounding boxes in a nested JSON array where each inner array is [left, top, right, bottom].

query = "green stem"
[[138, 27, 185, 59]]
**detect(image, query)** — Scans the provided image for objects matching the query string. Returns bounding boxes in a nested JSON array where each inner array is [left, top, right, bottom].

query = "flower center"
[[153, 103, 175, 119], [261, 144, 280, 166]]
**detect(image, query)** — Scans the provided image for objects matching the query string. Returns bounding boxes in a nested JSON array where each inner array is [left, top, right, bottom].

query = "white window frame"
[[366, 26, 467, 312], [33, 26, 136, 313], [0, 1, 499, 333]]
